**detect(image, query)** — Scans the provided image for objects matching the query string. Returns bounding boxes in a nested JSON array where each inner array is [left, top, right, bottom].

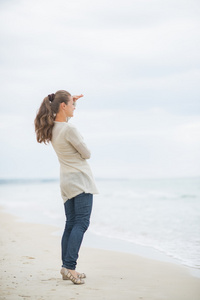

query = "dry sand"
[[0, 208, 200, 300]]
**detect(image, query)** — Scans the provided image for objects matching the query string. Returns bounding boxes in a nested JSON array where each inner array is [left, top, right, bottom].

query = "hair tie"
[[48, 93, 55, 102]]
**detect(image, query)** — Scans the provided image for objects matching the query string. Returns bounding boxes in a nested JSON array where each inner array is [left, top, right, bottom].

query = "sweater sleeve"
[[66, 125, 91, 159]]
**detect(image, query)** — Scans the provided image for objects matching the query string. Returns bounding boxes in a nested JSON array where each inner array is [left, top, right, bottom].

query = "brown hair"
[[34, 90, 71, 144]]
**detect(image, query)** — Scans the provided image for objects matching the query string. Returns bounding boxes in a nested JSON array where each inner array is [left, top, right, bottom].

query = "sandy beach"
[[0, 208, 200, 300]]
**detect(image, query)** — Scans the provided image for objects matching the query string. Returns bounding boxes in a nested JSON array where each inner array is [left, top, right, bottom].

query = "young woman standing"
[[34, 90, 98, 284]]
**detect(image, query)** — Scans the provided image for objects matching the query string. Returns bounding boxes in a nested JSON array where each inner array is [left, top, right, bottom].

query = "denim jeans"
[[61, 192, 93, 270]]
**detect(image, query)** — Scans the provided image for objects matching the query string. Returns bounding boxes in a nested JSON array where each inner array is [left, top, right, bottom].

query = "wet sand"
[[0, 209, 200, 300]]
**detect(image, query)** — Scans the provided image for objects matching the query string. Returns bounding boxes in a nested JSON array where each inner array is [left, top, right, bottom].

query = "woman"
[[34, 90, 98, 284]]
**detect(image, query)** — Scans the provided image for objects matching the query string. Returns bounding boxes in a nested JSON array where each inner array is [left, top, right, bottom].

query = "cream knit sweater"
[[51, 121, 98, 202]]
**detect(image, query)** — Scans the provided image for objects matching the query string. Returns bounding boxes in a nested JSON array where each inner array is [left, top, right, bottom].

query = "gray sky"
[[0, 0, 200, 179]]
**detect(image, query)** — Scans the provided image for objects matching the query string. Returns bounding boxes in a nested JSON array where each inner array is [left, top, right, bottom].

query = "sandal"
[[60, 268, 85, 284], [76, 272, 86, 279]]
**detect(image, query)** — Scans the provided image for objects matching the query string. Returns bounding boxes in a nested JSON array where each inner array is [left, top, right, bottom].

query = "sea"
[[0, 177, 200, 275]]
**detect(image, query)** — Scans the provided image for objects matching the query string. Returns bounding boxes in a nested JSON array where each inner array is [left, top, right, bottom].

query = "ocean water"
[[0, 177, 200, 270]]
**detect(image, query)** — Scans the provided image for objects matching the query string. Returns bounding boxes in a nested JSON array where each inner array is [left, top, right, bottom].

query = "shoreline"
[[0, 176, 199, 276], [83, 231, 200, 278], [2, 204, 200, 279], [0, 209, 200, 300]]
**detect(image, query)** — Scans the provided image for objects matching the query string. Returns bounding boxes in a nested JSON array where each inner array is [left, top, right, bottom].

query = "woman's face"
[[63, 96, 75, 118]]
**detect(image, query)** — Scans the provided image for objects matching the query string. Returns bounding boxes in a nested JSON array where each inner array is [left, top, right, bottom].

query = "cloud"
[[173, 121, 200, 144], [0, 0, 199, 178]]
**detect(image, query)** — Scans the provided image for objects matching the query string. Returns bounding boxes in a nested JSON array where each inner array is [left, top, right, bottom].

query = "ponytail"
[[34, 97, 54, 144]]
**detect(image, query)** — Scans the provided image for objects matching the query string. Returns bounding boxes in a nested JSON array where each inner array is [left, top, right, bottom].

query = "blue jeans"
[[61, 192, 93, 270]]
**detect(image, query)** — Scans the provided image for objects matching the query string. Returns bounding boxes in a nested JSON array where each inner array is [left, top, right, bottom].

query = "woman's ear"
[[60, 102, 66, 110]]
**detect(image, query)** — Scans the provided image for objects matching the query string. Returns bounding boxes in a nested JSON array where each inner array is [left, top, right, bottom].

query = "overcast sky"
[[0, 0, 200, 179]]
